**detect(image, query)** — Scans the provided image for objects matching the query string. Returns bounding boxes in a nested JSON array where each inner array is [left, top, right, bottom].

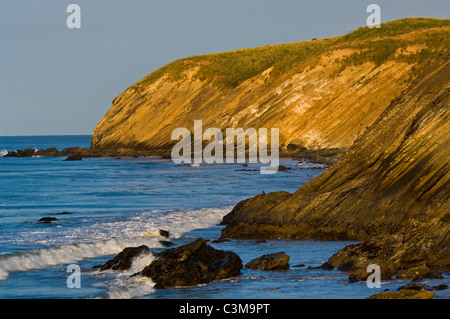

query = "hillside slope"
[[90, 18, 450, 156], [221, 49, 450, 280]]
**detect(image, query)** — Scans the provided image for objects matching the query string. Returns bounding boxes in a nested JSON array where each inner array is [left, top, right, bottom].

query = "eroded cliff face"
[[221, 50, 450, 279], [90, 19, 449, 156]]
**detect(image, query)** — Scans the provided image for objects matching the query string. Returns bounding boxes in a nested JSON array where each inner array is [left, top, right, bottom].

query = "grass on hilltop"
[[132, 18, 450, 91]]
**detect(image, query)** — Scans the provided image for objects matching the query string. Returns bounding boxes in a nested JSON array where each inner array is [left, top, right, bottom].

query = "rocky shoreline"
[[1, 145, 344, 167], [4, 52, 448, 298], [99, 236, 447, 299], [219, 51, 450, 289]]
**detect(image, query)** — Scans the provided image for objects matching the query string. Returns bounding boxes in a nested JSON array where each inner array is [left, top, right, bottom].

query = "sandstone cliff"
[[90, 18, 450, 157], [221, 49, 450, 280]]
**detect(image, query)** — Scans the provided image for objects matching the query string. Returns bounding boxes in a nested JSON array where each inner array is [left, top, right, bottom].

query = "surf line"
[[171, 120, 280, 174]]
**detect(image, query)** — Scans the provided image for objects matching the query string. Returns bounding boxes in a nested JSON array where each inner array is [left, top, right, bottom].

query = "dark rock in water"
[[431, 284, 448, 291], [277, 165, 292, 171], [397, 283, 430, 291], [236, 165, 292, 172], [307, 262, 334, 271], [212, 238, 230, 244], [4, 148, 37, 157], [100, 245, 150, 271], [159, 229, 170, 238], [158, 240, 175, 247], [37, 217, 58, 223], [412, 271, 444, 281], [35, 147, 60, 157], [63, 154, 82, 161], [56, 212, 74, 215], [245, 252, 290, 271], [60, 147, 81, 156], [136, 238, 242, 289], [256, 239, 267, 243], [292, 264, 306, 268], [3, 146, 103, 158]]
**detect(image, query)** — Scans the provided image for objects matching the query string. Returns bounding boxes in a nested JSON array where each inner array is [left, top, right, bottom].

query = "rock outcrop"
[[3, 147, 102, 158], [100, 245, 150, 271], [245, 252, 290, 270], [367, 289, 435, 299], [90, 18, 450, 157], [37, 217, 58, 223], [221, 49, 450, 280], [135, 238, 242, 289]]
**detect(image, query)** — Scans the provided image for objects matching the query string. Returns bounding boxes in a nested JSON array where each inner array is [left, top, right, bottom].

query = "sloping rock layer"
[[221, 50, 450, 280]]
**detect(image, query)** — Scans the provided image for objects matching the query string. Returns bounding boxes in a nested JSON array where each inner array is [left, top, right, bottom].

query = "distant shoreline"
[[1, 145, 345, 166]]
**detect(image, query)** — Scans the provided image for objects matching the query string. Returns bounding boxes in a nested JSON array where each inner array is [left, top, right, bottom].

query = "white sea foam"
[[0, 206, 230, 281], [92, 252, 157, 299], [0, 237, 159, 281], [0, 150, 8, 157], [297, 162, 328, 169]]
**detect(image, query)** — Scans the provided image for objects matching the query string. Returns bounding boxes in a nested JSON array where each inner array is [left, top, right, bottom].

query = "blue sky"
[[0, 0, 448, 136]]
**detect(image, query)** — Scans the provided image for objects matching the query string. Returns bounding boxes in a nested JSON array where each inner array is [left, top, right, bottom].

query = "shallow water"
[[0, 136, 448, 299]]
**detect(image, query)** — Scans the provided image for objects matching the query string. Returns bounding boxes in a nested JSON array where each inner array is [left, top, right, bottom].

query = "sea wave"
[[297, 162, 328, 169], [0, 206, 230, 281], [0, 237, 160, 281], [92, 252, 157, 299], [0, 150, 8, 157]]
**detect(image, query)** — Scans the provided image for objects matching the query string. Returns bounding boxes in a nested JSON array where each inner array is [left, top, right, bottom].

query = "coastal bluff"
[[89, 18, 450, 158], [221, 49, 450, 281]]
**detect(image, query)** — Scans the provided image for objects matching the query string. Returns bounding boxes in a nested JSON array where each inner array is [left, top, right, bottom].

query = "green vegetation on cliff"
[[133, 18, 450, 90]]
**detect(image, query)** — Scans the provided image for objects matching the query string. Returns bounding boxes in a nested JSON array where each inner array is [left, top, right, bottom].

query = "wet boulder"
[[136, 238, 242, 289], [100, 245, 150, 271], [63, 154, 82, 161], [245, 252, 290, 270], [37, 217, 58, 223]]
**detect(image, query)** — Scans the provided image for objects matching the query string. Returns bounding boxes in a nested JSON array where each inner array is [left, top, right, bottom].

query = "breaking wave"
[[0, 206, 230, 281]]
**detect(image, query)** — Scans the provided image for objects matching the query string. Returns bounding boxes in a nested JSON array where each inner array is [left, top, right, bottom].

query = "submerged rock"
[[245, 252, 290, 271], [37, 217, 58, 223], [56, 211, 74, 215], [63, 154, 82, 161], [397, 283, 430, 291], [158, 240, 175, 247], [100, 245, 150, 271], [211, 238, 230, 244], [136, 238, 242, 289], [277, 165, 292, 171], [431, 284, 448, 291], [307, 262, 334, 271]]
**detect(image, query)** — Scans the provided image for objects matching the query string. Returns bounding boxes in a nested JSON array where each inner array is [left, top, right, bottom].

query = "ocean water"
[[0, 136, 448, 299]]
